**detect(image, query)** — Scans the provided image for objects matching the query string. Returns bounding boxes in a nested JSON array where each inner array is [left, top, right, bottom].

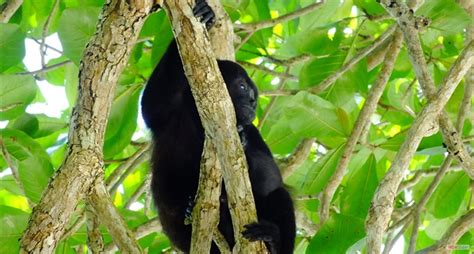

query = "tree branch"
[[162, 0, 266, 252], [19, 0, 153, 252], [106, 142, 150, 193], [40, 0, 60, 68], [0, 0, 22, 23], [380, 0, 474, 178], [87, 180, 142, 253], [365, 37, 474, 253], [308, 25, 397, 94], [85, 204, 105, 253], [104, 217, 162, 253], [417, 209, 474, 254], [238, 61, 299, 82], [407, 156, 453, 254], [124, 175, 151, 209], [280, 138, 315, 180], [190, 139, 223, 253], [15, 60, 72, 76], [319, 28, 404, 226]]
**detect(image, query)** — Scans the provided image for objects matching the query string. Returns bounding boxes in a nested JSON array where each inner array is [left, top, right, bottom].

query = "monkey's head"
[[218, 61, 258, 125]]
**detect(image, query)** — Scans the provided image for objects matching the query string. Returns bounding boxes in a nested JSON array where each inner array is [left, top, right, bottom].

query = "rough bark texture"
[[207, 0, 234, 61], [365, 41, 474, 254], [190, 0, 234, 252], [380, 0, 474, 177], [191, 139, 224, 253], [0, 0, 22, 23], [88, 181, 142, 253], [19, 1, 152, 253], [86, 204, 105, 253], [162, 1, 267, 253]]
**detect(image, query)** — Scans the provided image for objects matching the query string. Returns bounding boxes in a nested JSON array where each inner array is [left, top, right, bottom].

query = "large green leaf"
[[417, 0, 471, 36], [266, 92, 346, 153], [299, 53, 346, 89], [19, 0, 63, 37], [149, 12, 174, 65], [103, 85, 142, 158], [354, 0, 385, 16], [0, 129, 54, 203], [0, 24, 25, 72], [57, 7, 101, 65], [340, 154, 378, 219], [0, 75, 37, 120], [427, 171, 469, 219], [307, 213, 365, 254], [11, 113, 67, 138], [300, 144, 344, 195], [0, 206, 29, 254]]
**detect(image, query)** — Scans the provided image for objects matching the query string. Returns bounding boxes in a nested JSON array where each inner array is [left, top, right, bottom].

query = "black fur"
[[141, 1, 295, 253]]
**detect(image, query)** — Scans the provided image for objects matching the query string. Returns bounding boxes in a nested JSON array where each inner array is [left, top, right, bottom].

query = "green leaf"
[[299, 53, 345, 89], [12, 113, 67, 138], [149, 12, 174, 65], [341, 154, 378, 219], [0, 24, 26, 72], [20, 0, 60, 37], [354, 0, 386, 16], [428, 171, 469, 218], [266, 92, 346, 153], [299, 0, 341, 31], [0, 75, 37, 120], [57, 7, 101, 65], [65, 62, 79, 106], [307, 214, 365, 254], [300, 144, 344, 195], [278, 25, 341, 58], [44, 56, 71, 86], [0, 206, 29, 254], [0, 129, 54, 203], [417, 0, 471, 36], [104, 85, 142, 158]]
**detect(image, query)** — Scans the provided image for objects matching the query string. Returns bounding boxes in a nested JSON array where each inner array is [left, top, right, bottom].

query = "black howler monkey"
[[141, 1, 295, 253]]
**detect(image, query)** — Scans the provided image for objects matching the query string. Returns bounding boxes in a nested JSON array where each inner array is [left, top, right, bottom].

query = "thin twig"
[[15, 60, 72, 76], [124, 175, 151, 209], [238, 61, 298, 81], [106, 142, 150, 191], [235, 30, 255, 52], [407, 156, 453, 254], [40, 0, 60, 68], [416, 209, 474, 254], [280, 138, 315, 180], [308, 25, 397, 94], [258, 68, 291, 129], [319, 29, 404, 225], [235, 1, 324, 32], [32, 38, 63, 54], [104, 217, 162, 253]]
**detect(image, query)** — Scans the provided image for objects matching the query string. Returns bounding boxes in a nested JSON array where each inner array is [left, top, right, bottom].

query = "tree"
[[0, 0, 472, 253]]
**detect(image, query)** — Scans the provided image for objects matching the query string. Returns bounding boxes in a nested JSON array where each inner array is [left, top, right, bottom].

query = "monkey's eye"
[[239, 83, 247, 90]]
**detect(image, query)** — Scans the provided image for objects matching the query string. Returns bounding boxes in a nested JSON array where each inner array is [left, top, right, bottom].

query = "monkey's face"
[[218, 61, 258, 125]]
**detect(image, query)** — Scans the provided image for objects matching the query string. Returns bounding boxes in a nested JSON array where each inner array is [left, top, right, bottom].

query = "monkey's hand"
[[193, 0, 215, 29]]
